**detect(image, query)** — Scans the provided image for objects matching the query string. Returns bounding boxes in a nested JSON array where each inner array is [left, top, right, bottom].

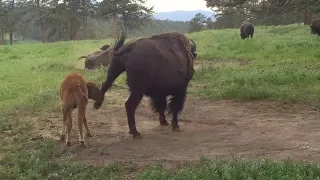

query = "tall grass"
[[188, 24, 320, 105]]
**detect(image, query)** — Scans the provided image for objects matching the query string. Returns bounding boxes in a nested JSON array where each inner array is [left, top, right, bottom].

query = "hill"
[[153, 10, 215, 22]]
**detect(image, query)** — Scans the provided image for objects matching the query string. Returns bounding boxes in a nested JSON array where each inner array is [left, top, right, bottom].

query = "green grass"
[[2, 24, 320, 179], [188, 24, 320, 106], [137, 157, 320, 180]]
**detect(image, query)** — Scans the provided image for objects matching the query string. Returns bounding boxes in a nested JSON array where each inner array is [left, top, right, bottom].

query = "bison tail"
[[78, 56, 87, 60], [113, 29, 127, 53]]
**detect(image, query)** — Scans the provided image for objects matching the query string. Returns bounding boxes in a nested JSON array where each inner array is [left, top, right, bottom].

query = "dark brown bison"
[[240, 21, 254, 39], [59, 72, 104, 147], [310, 18, 320, 35], [96, 31, 197, 138]]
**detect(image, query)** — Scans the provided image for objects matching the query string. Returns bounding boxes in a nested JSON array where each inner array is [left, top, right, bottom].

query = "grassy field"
[[1, 24, 320, 179]]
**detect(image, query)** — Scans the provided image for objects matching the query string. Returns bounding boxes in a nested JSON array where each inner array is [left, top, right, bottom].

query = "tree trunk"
[[304, 9, 312, 25], [40, 17, 46, 43], [0, 27, 3, 45], [55, 21, 60, 42], [112, 14, 117, 38], [9, 0, 14, 45], [64, 0, 70, 41], [73, 17, 78, 40], [36, 0, 46, 43], [84, 15, 87, 40], [9, 31, 13, 45], [65, 14, 71, 40]]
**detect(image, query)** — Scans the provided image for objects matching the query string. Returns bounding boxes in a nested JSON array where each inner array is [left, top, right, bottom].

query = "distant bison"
[[240, 21, 254, 39], [96, 31, 197, 138], [59, 72, 104, 147], [78, 41, 138, 70], [310, 18, 320, 35]]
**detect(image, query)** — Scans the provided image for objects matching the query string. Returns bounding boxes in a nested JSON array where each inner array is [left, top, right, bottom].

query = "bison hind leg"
[[168, 89, 187, 131], [150, 95, 169, 126]]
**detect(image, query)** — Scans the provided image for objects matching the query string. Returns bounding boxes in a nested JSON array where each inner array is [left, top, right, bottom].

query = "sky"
[[146, 0, 211, 13]]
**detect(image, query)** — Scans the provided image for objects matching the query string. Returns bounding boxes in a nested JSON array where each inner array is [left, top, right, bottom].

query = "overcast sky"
[[146, 0, 211, 13]]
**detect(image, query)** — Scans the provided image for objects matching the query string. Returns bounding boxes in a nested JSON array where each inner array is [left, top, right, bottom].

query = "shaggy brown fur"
[[240, 21, 254, 39], [310, 18, 320, 35], [59, 72, 105, 146], [98, 31, 197, 138]]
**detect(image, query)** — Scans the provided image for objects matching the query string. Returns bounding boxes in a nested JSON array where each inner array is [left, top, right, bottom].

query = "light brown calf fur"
[[59, 72, 104, 147]]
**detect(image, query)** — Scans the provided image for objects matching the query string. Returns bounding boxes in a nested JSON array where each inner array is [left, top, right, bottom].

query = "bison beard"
[[99, 31, 197, 138]]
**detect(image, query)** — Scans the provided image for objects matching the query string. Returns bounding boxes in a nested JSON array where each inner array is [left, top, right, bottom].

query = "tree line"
[[204, 0, 320, 29], [0, 0, 191, 45]]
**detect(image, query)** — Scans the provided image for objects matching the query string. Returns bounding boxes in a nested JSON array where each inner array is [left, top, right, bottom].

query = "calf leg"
[[66, 109, 73, 146], [77, 107, 86, 146], [84, 117, 92, 137], [125, 91, 143, 138], [60, 105, 67, 141]]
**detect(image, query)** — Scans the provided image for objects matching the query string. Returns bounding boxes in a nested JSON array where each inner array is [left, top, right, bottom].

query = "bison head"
[[86, 82, 105, 109], [84, 59, 96, 70], [310, 25, 317, 34], [190, 39, 197, 58]]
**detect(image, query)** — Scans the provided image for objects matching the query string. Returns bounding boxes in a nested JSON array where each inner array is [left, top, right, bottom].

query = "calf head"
[[86, 82, 105, 109]]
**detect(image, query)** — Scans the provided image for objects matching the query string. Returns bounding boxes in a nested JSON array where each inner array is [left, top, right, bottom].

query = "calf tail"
[[74, 84, 89, 106]]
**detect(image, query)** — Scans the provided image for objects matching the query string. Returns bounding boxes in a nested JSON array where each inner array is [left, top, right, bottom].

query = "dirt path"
[[35, 87, 320, 169]]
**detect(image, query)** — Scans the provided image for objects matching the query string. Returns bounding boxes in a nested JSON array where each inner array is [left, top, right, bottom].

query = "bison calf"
[[59, 72, 105, 147], [240, 21, 254, 39], [310, 18, 320, 35]]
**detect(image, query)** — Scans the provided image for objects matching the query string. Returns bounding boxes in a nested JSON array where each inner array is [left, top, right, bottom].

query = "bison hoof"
[[172, 125, 181, 132], [86, 133, 93, 137], [60, 135, 65, 141], [79, 141, 86, 147], [160, 120, 169, 126], [66, 141, 71, 146], [133, 133, 142, 138], [93, 102, 101, 110], [129, 130, 141, 138]]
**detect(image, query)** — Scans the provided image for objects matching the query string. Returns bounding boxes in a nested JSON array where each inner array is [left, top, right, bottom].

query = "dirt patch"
[[30, 88, 320, 169]]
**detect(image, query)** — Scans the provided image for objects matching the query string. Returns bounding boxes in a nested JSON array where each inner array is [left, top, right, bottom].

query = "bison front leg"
[[125, 92, 143, 138]]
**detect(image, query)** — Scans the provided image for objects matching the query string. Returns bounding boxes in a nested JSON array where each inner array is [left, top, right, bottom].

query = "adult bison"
[[96, 31, 197, 138], [310, 18, 320, 35], [240, 21, 254, 39], [78, 50, 112, 70]]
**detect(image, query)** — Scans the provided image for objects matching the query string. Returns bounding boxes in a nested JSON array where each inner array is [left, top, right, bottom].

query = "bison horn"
[[190, 39, 196, 53]]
